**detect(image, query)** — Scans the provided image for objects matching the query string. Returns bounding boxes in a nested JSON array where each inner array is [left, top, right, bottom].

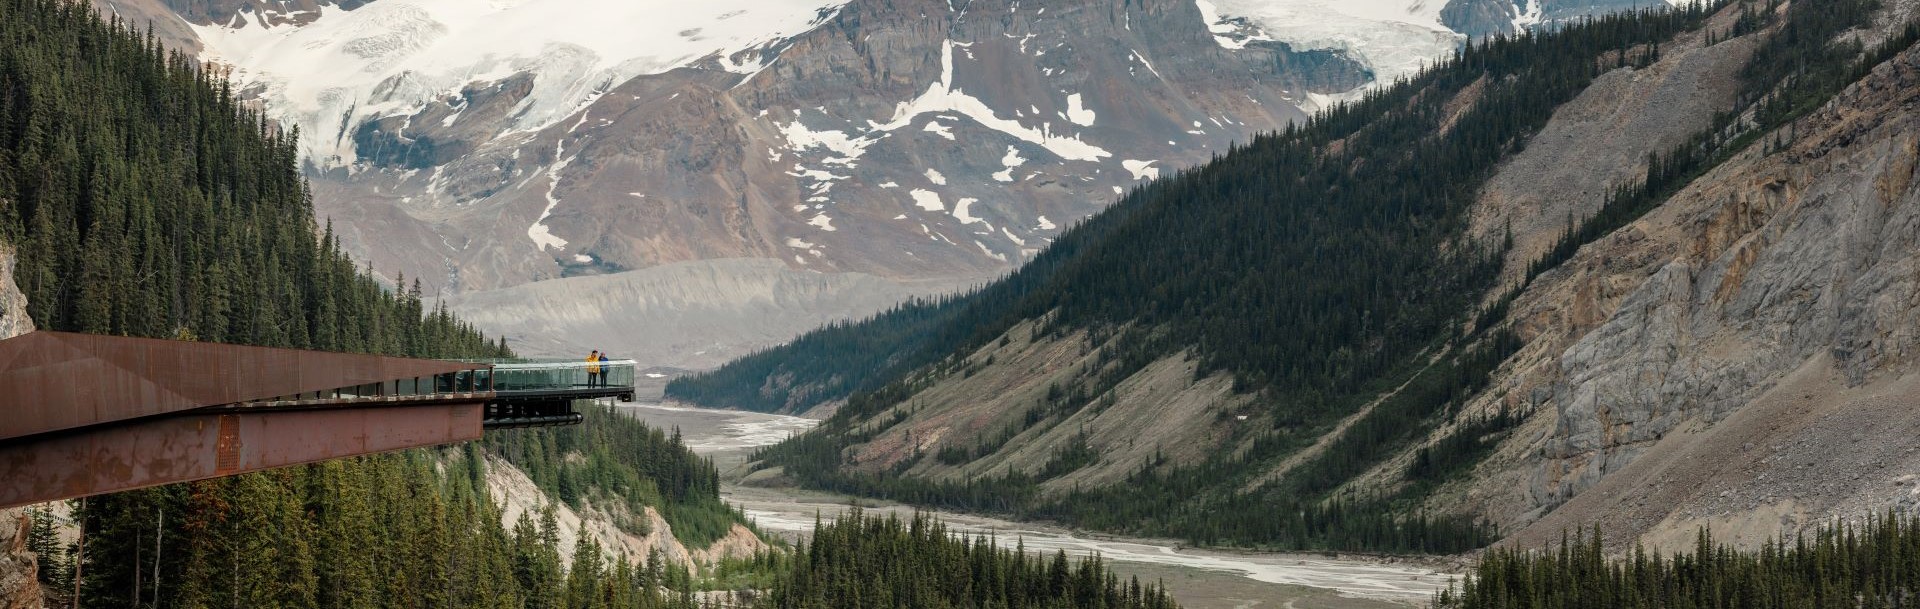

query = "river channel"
[[615, 401, 1458, 609]]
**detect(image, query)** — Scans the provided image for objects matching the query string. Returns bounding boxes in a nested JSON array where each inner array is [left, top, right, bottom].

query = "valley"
[[671, 0, 1920, 561], [99, 0, 1690, 369], [614, 399, 1455, 608], [6, 0, 1920, 606]]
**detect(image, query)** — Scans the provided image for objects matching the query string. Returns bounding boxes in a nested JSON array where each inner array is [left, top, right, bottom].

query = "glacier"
[[192, 0, 849, 166], [1195, 0, 1687, 89]]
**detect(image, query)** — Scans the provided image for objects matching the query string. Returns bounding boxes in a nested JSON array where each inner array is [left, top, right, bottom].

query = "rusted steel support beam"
[[0, 331, 487, 441], [0, 402, 484, 509]]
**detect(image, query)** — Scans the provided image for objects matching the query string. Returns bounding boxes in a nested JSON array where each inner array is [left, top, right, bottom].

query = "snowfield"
[[192, 0, 849, 164], [1195, 0, 1688, 88], [1195, 0, 1460, 87]]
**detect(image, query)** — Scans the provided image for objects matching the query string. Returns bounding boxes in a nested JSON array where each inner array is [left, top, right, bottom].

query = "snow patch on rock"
[[528, 140, 574, 252], [875, 41, 1110, 162], [911, 189, 944, 212], [993, 146, 1027, 182], [953, 197, 983, 224], [781, 119, 874, 162], [1121, 159, 1159, 180], [1065, 93, 1096, 126], [923, 120, 955, 139]]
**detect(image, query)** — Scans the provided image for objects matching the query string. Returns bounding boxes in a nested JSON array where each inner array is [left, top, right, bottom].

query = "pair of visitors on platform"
[[585, 350, 611, 388]]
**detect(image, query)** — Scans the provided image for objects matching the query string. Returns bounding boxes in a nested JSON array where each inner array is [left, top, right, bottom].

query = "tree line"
[[704, 0, 1917, 556], [0, 0, 510, 357], [5, 0, 1193, 606], [733, 2, 1717, 554], [1520, 0, 1911, 294], [763, 511, 1179, 609], [483, 403, 748, 547], [1437, 517, 1920, 609]]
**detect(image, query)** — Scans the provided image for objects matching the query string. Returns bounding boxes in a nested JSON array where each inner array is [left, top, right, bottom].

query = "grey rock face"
[[0, 245, 39, 609], [160, 0, 372, 26], [267, 0, 1386, 365], [0, 508, 40, 609], [1541, 0, 1669, 22], [1443, 0, 1675, 38], [1442, 0, 1523, 38], [132, 0, 1670, 367], [319, 0, 1370, 298], [0, 244, 32, 343], [1533, 46, 1920, 509]]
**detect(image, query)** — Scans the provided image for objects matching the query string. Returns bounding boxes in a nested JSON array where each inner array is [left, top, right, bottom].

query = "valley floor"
[[613, 400, 1457, 609]]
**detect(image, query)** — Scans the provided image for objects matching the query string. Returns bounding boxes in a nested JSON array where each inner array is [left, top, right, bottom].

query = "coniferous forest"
[[1, 0, 1192, 607], [764, 511, 1178, 609], [483, 404, 745, 547], [1436, 516, 1920, 609], [0, 0, 509, 354], [9, 0, 1920, 604], [0, 0, 714, 605], [720, 3, 1719, 555], [685, 0, 1920, 563]]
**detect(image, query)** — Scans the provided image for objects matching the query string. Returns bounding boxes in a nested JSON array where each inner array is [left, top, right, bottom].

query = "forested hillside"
[[484, 404, 746, 547], [687, 0, 1920, 558], [0, 0, 507, 354], [688, 3, 1721, 555], [3, 2, 1184, 607], [666, 4, 1701, 416], [0, 0, 688, 605]]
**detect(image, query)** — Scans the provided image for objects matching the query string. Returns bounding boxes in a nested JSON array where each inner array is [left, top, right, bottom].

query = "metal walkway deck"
[[482, 359, 638, 428], [0, 332, 637, 508]]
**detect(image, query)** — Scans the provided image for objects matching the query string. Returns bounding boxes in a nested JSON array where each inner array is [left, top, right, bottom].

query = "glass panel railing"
[[252, 365, 491, 405], [488, 360, 636, 392]]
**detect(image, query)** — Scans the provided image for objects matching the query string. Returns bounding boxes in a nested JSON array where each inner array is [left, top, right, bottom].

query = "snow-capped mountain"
[[100, 0, 1673, 367], [190, 0, 843, 167]]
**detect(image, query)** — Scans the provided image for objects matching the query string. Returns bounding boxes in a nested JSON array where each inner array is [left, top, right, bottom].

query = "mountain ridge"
[[98, 0, 1679, 365], [686, 0, 1920, 556]]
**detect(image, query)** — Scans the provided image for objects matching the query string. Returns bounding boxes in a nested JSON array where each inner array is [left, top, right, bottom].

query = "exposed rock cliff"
[[0, 245, 29, 342], [723, 1, 1920, 557], [1428, 6, 1920, 552], [0, 510, 37, 609], [162, 0, 1388, 365], [0, 243, 42, 609], [141, 0, 1662, 367], [755, 1, 1743, 503], [1515, 42, 1920, 550], [483, 455, 769, 569], [292, 0, 1358, 293], [1444, 0, 1680, 38]]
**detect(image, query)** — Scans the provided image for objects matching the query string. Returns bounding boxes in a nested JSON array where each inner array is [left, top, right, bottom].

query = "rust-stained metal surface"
[[0, 330, 496, 508], [0, 331, 482, 441], [0, 401, 483, 509]]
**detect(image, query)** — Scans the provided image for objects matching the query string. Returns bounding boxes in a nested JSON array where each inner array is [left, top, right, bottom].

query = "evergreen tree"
[[688, 0, 1919, 555]]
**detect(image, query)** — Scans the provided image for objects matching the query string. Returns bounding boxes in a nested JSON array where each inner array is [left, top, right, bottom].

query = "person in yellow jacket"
[[586, 350, 601, 388]]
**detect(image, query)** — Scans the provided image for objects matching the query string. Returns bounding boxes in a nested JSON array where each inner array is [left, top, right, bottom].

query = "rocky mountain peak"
[[126, 0, 1676, 365]]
